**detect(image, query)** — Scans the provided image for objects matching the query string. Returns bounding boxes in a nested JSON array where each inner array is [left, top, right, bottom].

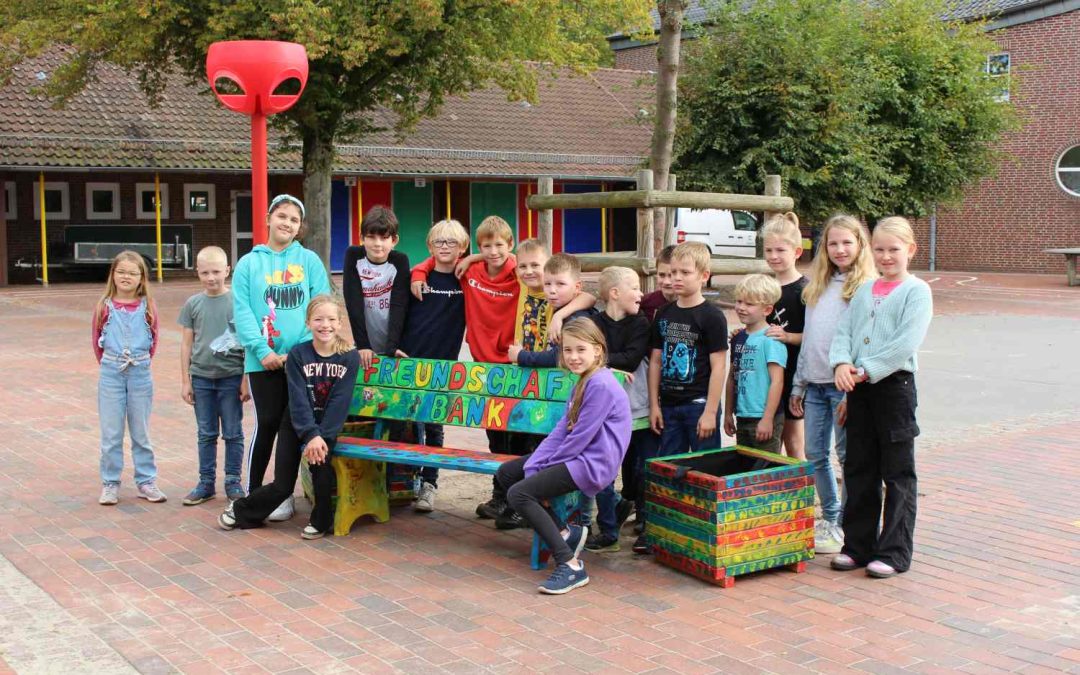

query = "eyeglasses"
[[431, 239, 460, 249]]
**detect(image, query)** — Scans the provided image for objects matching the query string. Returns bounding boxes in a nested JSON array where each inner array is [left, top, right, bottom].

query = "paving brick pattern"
[[0, 274, 1077, 674]]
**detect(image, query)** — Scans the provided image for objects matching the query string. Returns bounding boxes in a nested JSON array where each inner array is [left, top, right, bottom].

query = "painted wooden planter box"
[[645, 445, 815, 587]]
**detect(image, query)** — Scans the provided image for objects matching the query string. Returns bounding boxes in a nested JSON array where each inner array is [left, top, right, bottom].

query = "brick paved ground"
[[0, 271, 1077, 674]]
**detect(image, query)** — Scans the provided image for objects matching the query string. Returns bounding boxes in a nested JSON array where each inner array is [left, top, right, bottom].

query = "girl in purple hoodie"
[[494, 318, 632, 595]]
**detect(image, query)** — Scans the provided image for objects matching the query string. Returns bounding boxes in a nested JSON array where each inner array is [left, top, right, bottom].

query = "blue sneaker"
[[564, 524, 587, 559], [224, 478, 245, 502], [539, 562, 590, 595], [182, 482, 215, 506]]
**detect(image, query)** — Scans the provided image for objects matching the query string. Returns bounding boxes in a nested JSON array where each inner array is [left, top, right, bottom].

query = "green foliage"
[[0, 0, 652, 142], [673, 0, 1020, 223]]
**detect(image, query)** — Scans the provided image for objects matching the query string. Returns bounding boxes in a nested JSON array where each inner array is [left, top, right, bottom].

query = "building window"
[[136, 182, 170, 219], [3, 182, 14, 220], [184, 183, 216, 219], [986, 53, 1010, 102], [86, 182, 121, 220], [32, 181, 70, 220], [1056, 145, 1080, 197]]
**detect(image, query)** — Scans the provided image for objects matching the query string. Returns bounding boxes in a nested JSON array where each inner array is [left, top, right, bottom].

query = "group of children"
[[92, 192, 931, 594]]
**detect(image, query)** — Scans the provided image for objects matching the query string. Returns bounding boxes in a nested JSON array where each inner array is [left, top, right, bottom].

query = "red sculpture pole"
[[206, 41, 308, 246]]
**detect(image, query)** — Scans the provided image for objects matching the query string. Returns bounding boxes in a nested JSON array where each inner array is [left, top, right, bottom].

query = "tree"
[[649, 0, 688, 253], [673, 0, 1020, 225], [1, 0, 651, 263]]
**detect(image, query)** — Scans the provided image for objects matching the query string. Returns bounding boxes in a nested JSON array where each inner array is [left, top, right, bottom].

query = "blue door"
[[561, 183, 602, 253], [330, 180, 351, 272]]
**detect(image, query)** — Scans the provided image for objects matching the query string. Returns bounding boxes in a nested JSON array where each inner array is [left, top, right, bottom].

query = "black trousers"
[[497, 455, 579, 565], [232, 399, 336, 534], [488, 430, 539, 501], [841, 371, 919, 571], [246, 370, 290, 492], [629, 428, 661, 518]]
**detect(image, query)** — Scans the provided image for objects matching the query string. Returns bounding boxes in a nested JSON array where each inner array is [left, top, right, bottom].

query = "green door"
[[392, 181, 434, 266], [469, 182, 518, 250]]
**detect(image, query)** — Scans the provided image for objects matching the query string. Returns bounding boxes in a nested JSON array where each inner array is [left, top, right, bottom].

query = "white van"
[[673, 208, 759, 257]]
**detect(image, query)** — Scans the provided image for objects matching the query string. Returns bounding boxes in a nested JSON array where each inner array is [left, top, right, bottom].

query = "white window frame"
[[3, 181, 15, 220], [136, 182, 170, 219], [230, 190, 253, 266], [32, 180, 70, 219], [85, 182, 121, 220], [986, 52, 1010, 103], [184, 183, 216, 219], [1055, 144, 1080, 198]]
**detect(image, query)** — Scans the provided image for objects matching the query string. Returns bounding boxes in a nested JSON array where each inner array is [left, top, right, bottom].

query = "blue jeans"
[[192, 374, 245, 486], [98, 358, 156, 486], [803, 383, 847, 524], [660, 401, 722, 456], [595, 483, 620, 536]]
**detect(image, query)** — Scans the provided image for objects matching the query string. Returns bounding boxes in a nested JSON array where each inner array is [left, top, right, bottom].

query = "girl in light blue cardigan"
[[829, 217, 933, 579]]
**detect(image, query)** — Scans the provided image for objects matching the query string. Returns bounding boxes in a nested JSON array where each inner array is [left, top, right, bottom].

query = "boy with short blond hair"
[[723, 274, 787, 453], [648, 242, 729, 455], [179, 246, 249, 505], [513, 239, 552, 352], [397, 219, 470, 512]]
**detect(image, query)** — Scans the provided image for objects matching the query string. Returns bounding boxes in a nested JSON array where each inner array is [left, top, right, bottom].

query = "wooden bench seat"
[[1043, 248, 1080, 286], [308, 356, 598, 569]]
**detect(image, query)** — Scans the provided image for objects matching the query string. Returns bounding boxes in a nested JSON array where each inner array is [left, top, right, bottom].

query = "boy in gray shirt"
[[179, 246, 248, 505]]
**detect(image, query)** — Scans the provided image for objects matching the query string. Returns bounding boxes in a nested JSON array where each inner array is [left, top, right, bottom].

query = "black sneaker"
[[476, 497, 506, 520], [585, 532, 621, 552], [614, 499, 635, 532], [494, 508, 527, 530], [632, 534, 651, 555]]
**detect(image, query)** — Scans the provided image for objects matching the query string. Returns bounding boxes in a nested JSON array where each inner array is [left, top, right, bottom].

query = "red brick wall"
[[614, 44, 658, 71], [2, 171, 298, 278], [912, 10, 1080, 273]]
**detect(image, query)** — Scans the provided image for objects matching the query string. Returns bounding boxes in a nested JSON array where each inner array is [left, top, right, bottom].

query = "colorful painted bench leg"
[[530, 491, 583, 570], [332, 456, 390, 536]]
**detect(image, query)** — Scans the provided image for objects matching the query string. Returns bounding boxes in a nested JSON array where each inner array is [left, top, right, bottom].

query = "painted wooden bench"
[[1043, 248, 1080, 286], [321, 356, 588, 569]]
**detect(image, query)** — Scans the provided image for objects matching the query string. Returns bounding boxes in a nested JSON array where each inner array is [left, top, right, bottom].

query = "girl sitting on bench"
[[494, 318, 631, 594]]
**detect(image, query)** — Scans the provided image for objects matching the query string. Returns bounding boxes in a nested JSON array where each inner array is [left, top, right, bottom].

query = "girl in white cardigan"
[[829, 217, 933, 579]]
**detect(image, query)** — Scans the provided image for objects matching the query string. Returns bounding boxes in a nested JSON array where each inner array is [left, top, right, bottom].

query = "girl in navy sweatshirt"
[[494, 318, 632, 595], [219, 295, 359, 539]]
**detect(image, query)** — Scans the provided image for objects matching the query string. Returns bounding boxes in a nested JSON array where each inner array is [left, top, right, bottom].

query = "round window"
[[1057, 145, 1080, 197]]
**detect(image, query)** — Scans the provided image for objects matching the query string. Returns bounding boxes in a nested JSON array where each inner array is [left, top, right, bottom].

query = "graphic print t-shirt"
[[730, 328, 787, 418], [766, 276, 808, 382], [515, 285, 551, 353], [177, 291, 244, 378], [649, 300, 729, 405], [355, 256, 397, 353]]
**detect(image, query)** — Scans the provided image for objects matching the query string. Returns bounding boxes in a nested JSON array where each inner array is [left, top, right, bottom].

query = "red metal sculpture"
[[206, 41, 309, 244]]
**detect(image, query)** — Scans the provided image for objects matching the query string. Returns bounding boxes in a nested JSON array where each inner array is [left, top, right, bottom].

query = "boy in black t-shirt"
[[396, 219, 469, 512], [648, 242, 729, 455]]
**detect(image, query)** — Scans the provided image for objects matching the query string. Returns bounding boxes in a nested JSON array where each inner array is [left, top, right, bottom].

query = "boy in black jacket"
[[586, 266, 654, 552], [343, 206, 411, 369]]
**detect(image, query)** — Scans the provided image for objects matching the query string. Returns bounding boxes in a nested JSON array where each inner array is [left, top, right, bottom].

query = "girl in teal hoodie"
[[232, 195, 331, 520]]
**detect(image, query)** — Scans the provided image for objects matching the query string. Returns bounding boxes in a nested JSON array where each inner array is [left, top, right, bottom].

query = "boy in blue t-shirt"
[[396, 219, 469, 512], [724, 274, 788, 453]]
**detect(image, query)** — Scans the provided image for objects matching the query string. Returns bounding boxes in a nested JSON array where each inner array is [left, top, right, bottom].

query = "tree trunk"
[[650, 0, 687, 255], [302, 129, 335, 272]]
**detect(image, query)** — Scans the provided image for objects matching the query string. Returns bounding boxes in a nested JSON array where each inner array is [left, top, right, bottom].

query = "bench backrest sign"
[[351, 356, 600, 435]]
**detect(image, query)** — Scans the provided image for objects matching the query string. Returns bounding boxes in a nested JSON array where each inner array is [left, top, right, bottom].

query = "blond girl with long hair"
[[220, 295, 359, 539], [789, 214, 876, 554], [93, 251, 166, 505], [493, 318, 631, 595]]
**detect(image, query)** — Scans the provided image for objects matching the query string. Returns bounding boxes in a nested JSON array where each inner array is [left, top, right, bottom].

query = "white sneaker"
[[414, 482, 436, 513], [814, 519, 844, 554], [268, 495, 295, 522]]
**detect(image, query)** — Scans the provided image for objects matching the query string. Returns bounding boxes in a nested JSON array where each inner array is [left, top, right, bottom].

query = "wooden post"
[[762, 175, 782, 259], [663, 174, 677, 248], [38, 171, 48, 287], [537, 177, 553, 250], [636, 169, 655, 291]]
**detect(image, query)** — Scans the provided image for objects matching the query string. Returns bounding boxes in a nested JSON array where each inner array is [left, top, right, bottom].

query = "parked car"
[[673, 208, 759, 257]]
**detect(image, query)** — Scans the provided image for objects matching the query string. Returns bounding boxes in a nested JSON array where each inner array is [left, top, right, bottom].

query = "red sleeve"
[[410, 256, 436, 284], [149, 299, 160, 358], [91, 304, 106, 363]]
